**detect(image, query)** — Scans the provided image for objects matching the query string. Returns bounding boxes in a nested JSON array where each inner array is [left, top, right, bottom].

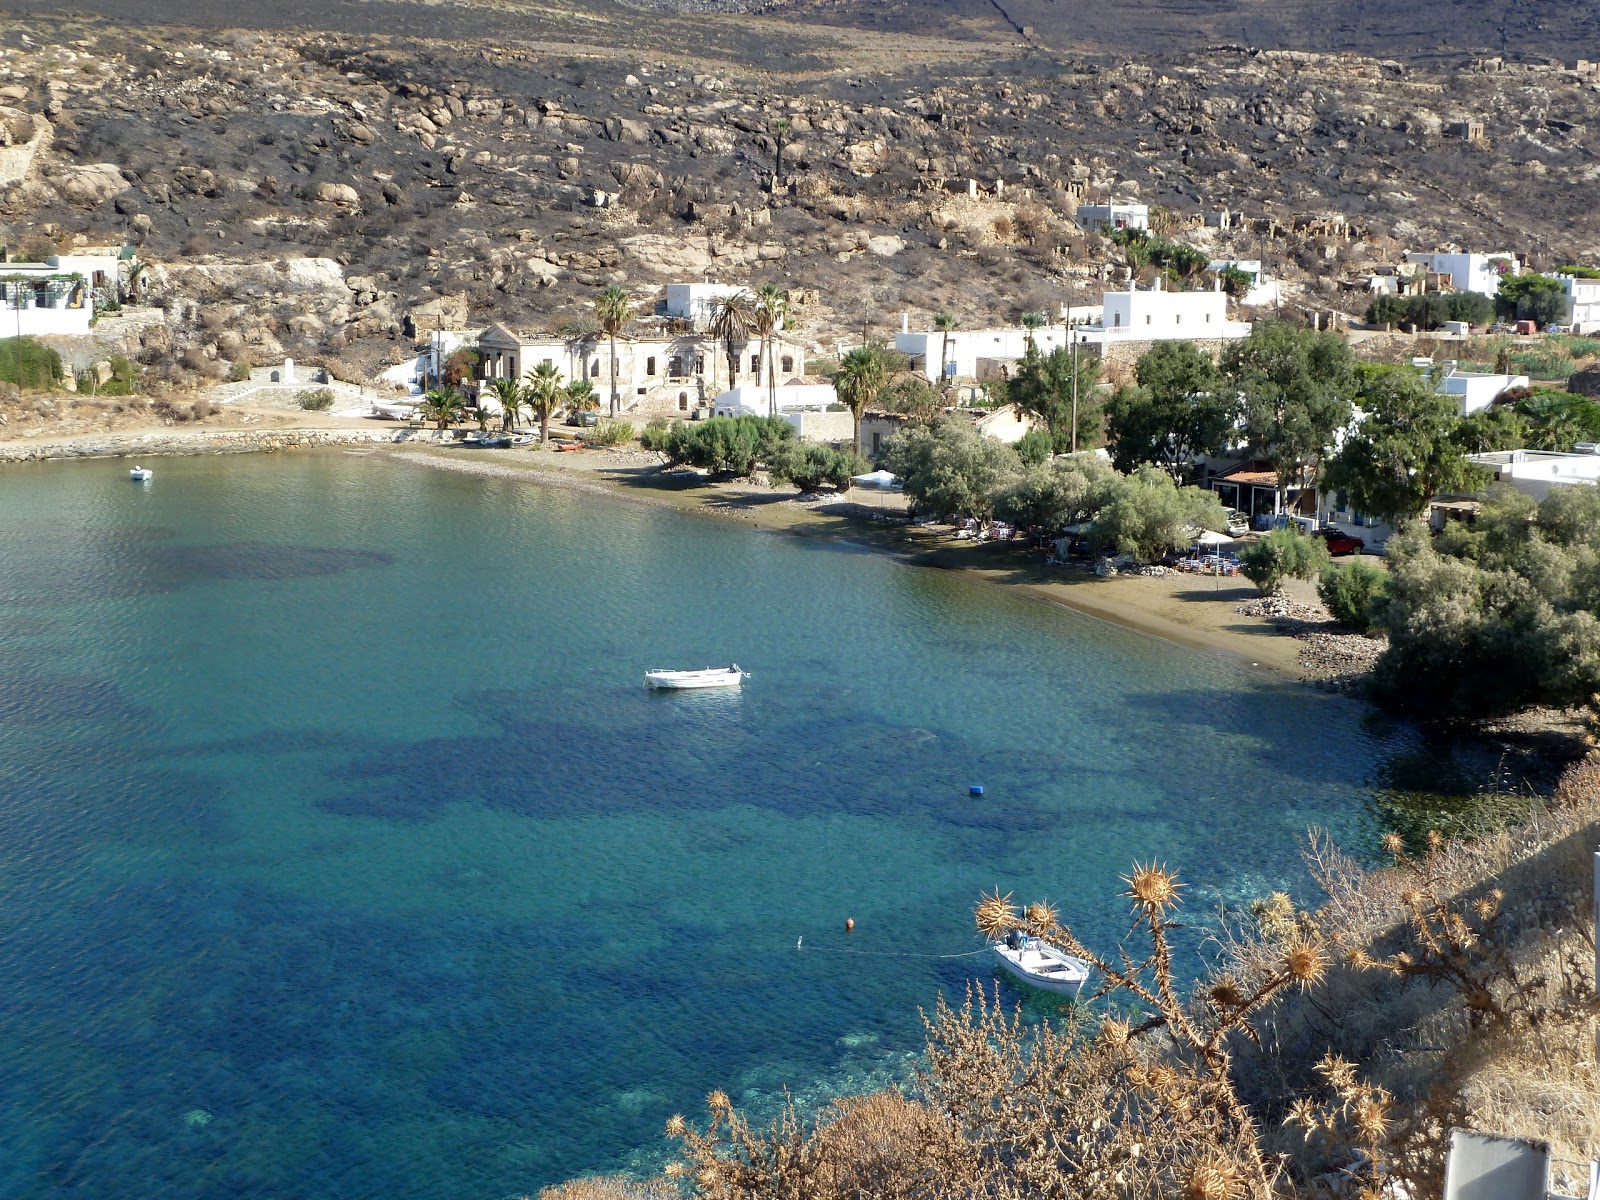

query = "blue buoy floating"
[[970, 785, 985, 796]]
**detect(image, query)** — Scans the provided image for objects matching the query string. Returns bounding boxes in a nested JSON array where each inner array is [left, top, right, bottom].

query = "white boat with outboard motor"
[[644, 664, 747, 690], [991, 930, 1091, 999], [129, 466, 153, 482]]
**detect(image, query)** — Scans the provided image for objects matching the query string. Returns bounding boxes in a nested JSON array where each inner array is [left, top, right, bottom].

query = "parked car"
[[1222, 507, 1250, 537], [1488, 322, 1515, 334], [1314, 527, 1367, 555]]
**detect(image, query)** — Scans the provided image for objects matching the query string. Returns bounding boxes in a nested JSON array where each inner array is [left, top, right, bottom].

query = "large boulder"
[[52, 163, 129, 207], [312, 181, 362, 208]]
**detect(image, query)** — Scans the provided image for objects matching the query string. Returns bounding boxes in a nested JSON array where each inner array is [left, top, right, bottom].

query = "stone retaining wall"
[[0, 426, 440, 463]]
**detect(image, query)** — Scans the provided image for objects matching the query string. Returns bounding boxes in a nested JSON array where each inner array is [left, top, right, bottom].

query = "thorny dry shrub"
[[535, 1177, 677, 1200], [653, 755, 1599, 1200]]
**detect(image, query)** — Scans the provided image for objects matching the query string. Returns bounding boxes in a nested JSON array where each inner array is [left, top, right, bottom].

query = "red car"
[[1314, 528, 1366, 555]]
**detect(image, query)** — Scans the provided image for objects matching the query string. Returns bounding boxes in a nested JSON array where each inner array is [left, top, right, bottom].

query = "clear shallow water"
[[1, 451, 1409, 1198]]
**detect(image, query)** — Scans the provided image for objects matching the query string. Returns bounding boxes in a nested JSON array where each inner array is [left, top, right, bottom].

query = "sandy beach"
[[0, 407, 1338, 681]]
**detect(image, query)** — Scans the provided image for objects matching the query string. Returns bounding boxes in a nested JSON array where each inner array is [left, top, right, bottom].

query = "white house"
[[478, 322, 805, 415], [1403, 251, 1518, 297], [1558, 274, 1600, 333], [1465, 448, 1600, 501], [1075, 201, 1149, 232], [1208, 259, 1280, 307], [713, 382, 853, 441], [895, 318, 1078, 383], [664, 283, 750, 332], [1073, 280, 1252, 346], [0, 246, 125, 338], [1437, 367, 1529, 415]]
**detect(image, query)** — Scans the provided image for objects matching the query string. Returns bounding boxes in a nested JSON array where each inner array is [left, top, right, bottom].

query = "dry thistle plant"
[[975, 864, 1331, 1198], [1340, 832, 1540, 1030]]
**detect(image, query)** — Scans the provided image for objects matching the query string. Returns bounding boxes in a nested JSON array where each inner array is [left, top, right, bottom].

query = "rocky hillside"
[[3, 7, 1600, 387]]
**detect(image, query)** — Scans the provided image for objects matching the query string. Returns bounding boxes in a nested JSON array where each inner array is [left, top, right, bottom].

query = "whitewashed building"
[[1075, 201, 1149, 232], [664, 283, 750, 332], [895, 318, 1078, 383], [1208, 259, 1281, 307], [1437, 367, 1529, 415], [1558, 274, 1600, 333], [1073, 281, 1252, 346], [0, 246, 126, 338], [477, 322, 805, 415], [1465, 448, 1600, 501], [1402, 251, 1518, 297]]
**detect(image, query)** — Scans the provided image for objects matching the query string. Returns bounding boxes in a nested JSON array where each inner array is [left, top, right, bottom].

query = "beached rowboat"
[[990, 931, 1091, 999], [644, 665, 746, 690]]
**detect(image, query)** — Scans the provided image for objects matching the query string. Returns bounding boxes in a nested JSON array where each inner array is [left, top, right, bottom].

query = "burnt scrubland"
[[3, 4, 1600, 389]]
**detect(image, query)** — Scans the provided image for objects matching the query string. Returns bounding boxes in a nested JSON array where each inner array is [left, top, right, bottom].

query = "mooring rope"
[[794, 937, 991, 960]]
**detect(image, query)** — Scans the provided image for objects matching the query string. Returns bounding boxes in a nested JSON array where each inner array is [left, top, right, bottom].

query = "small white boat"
[[129, 466, 153, 482], [644, 664, 746, 690], [991, 932, 1091, 999]]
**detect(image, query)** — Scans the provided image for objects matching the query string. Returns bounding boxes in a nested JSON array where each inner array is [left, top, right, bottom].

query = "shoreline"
[[1, 419, 1321, 682]]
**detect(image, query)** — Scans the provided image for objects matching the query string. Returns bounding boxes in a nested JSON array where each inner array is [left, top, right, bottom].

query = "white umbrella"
[[851, 469, 901, 488], [1193, 529, 1234, 547]]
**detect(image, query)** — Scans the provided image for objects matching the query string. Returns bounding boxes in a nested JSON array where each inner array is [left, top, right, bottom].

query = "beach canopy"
[[851, 469, 901, 489], [1192, 529, 1235, 546]]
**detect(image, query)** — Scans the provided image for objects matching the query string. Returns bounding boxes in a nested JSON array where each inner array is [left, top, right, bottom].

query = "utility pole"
[[1070, 334, 1079, 454]]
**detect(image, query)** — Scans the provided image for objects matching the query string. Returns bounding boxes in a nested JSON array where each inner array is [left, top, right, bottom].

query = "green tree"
[[1104, 340, 1231, 477], [752, 284, 787, 417], [770, 444, 869, 493], [564, 377, 601, 426], [834, 343, 892, 455], [1239, 526, 1330, 596], [1010, 343, 1102, 454], [1014, 427, 1053, 466], [1087, 465, 1229, 562], [1216, 265, 1254, 298], [661, 415, 795, 475], [994, 452, 1120, 531], [883, 416, 1022, 522], [1223, 321, 1356, 513], [1496, 272, 1566, 322], [708, 290, 754, 396], [484, 377, 526, 431], [1454, 405, 1528, 453], [421, 386, 465, 431], [595, 285, 632, 418], [1322, 367, 1474, 528], [524, 360, 564, 445], [1020, 311, 1046, 346], [878, 376, 942, 423], [933, 312, 958, 391]]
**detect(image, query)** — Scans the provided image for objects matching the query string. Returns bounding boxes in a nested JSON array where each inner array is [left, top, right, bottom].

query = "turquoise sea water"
[[1, 451, 1411, 1197]]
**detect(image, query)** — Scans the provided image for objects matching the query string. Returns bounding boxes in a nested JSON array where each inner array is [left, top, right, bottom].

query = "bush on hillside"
[[1240, 526, 1330, 595], [298, 387, 335, 411], [1318, 559, 1386, 631], [0, 336, 64, 388]]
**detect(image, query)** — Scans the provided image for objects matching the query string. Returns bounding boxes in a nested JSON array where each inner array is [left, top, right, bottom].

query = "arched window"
[[590, 359, 600, 377], [646, 356, 657, 376], [678, 392, 689, 410], [669, 357, 682, 377], [781, 355, 794, 374], [270, 370, 280, 383], [750, 354, 761, 375]]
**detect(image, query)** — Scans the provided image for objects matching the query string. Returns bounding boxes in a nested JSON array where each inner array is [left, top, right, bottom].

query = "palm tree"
[[422, 386, 464, 431], [709, 290, 754, 399], [1021, 311, 1046, 348], [834, 344, 890, 455], [524, 361, 564, 446], [485, 377, 525, 431], [933, 312, 958, 392], [564, 377, 600, 427], [770, 116, 791, 194], [752, 284, 787, 417], [595, 285, 632, 418]]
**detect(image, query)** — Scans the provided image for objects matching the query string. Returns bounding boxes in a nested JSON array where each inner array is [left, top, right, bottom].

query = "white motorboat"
[[370, 402, 419, 422], [129, 466, 153, 482], [990, 931, 1091, 999], [644, 664, 746, 690]]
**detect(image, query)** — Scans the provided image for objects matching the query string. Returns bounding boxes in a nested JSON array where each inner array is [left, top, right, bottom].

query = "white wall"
[[1404, 252, 1517, 297], [895, 324, 1076, 382], [2, 299, 93, 337], [1075, 202, 1148, 231], [713, 383, 837, 417], [1467, 450, 1600, 500], [1561, 276, 1600, 333], [1092, 286, 1248, 342], [664, 283, 748, 330], [1440, 371, 1529, 415]]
